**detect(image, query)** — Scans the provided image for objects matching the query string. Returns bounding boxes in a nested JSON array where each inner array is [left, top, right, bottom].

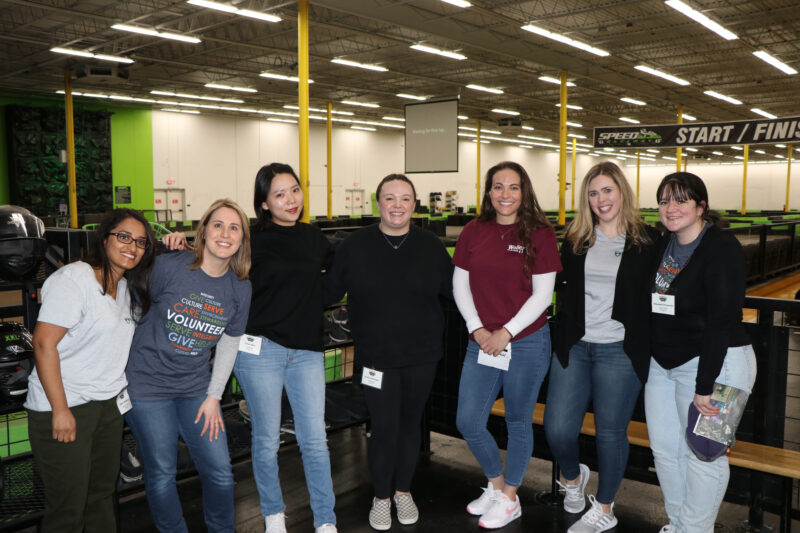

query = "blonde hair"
[[190, 198, 251, 280], [565, 161, 650, 254]]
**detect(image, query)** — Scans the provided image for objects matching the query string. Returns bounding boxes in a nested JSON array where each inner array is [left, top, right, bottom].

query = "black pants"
[[362, 362, 438, 499]]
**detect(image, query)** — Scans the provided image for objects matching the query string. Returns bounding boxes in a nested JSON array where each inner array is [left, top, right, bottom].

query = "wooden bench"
[[491, 399, 800, 533]]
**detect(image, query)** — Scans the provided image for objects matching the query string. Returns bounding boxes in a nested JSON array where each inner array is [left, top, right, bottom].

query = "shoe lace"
[[556, 479, 581, 498]]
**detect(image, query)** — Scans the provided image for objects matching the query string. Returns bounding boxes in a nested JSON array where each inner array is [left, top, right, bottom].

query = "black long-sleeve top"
[[551, 225, 660, 384], [246, 222, 333, 352], [650, 225, 751, 395], [324, 224, 453, 369]]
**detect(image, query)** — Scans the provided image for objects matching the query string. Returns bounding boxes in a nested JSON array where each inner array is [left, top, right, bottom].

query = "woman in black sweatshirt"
[[645, 172, 756, 533], [325, 173, 453, 531]]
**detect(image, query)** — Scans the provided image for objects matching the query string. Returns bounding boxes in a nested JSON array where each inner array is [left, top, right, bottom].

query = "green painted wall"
[[0, 95, 154, 215]]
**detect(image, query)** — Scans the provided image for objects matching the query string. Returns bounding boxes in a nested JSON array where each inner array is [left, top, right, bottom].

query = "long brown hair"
[[190, 198, 251, 280], [478, 161, 551, 276], [566, 161, 651, 254]]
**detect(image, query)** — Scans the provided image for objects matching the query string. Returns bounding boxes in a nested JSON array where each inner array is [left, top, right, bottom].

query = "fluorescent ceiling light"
[[753, 51, 797, 75], [441, 0, 471, 7], [519, 134, 553, 142], [331, 58, 387, 72], [466, 84, 503, 94], [283, 105, 352, 115], [566, 121, 582, 128], [458, 115, 468, 120], [351, 126, 376, 131], [665, 0, 738, 40], [260, 72, 313, 83], [205, 83, 256, 93], [731, 146, 743, 150], [712, 151, 724, 156], [409, 44, 467, 61], [704, 90, 742, 105], [459, 126, 501, 134], [397, 93, 427, 101], [776, 144, 787, 148], [187, 1, 281, 22], [567, 133, 587, 139], [162, 108, 200, 114], [51, 47, 134, 63], [663, 156, 677, 161], [492, 108, 520, 116], [776, 154, 785, 158], [539, 76, 575, 87], [682, 113, 697, 121], [268, 118, 297, 124], [734, 156, 744, 160], [474, 140, 490, 144], [521, 125, 535, 131], [685, 147, 698, 152], [646, 149, 660, 153], [150, 90, 243, 103], [751, 108, 777, 119], [755, 149, 766, 154], [111, 24, 201, 43], [619, 117, 640, 123], [521, 24, 610, 57], [555, 104, 583, 110], [383, 116, 405, 122], [341, 100, 380, 108], [634, 65, 690, 86], [620, 97, 646, 106]]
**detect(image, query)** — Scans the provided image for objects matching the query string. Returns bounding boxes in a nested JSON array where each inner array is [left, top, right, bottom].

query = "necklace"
[[380, 230, 409, 250], [498, 225, 515, 240]]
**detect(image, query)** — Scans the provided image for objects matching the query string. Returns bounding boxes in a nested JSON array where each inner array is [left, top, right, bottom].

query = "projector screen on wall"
[[404, 99, 459, 173]]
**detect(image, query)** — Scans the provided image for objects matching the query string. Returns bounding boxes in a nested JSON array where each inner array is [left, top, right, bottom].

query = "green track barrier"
[[0, 412, 31, 458]]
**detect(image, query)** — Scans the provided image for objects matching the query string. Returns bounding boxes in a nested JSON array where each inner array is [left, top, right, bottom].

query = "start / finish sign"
[[593, 115, 800, 148]]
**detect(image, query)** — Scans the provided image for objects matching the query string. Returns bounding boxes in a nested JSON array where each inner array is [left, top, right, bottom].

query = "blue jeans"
[[125, 396, 234, 533], [456, 325, 551, 487], [645, 345, 757, 533], [233, 338, 336, 527], [544, 340, 642, 504]]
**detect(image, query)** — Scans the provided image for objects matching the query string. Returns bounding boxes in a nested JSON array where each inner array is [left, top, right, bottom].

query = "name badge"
[[477, 344, 512, 371], [361, 368, 384, 389], [652, 293, 676, 315], [116, 388, 133, 415], [239, 335, 263, 355]]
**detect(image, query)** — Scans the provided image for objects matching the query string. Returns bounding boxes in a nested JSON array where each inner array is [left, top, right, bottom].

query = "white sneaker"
[[558, 463, 590, 513], [659, 526, 674, 533], [368, 497, 392, 531], [315, 524, 337, 533], [567, 495, 618, 533], [265, 512, 287, 533], [478, 492, 522, 529], [466, 481, 500, 515], [393, 493, 419, 525]]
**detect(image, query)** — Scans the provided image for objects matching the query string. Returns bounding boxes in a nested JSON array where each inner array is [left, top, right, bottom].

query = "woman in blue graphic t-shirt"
[[125, 198, 252, 533]]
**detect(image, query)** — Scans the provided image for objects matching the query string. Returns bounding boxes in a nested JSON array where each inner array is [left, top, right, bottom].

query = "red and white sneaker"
[[467, 482, 500, 516], [478, 492, 522, 529]]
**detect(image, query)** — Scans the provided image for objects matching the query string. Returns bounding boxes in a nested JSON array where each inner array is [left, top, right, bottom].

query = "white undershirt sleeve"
[[206, 333, 240, 400], [453, 267, 484, 334], [503, 271, 557, 338]]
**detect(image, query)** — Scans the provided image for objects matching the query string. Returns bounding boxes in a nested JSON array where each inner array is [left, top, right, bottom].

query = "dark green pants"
[[28, 397, 123, 533]]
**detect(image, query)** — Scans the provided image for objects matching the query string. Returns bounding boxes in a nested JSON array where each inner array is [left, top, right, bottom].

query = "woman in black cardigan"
[[545, 161, 658, 533]]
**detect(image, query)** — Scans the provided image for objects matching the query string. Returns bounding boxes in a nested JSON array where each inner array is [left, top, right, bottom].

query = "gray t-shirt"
[[25, 262, 135, 411], [654, 224, 709, 293], [126, 251, 251, 399], [582, 227, 626, 344]]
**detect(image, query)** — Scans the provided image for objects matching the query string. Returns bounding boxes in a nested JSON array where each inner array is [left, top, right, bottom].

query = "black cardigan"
[[650, 224, 751, 395], [551, 225, 660, 384]]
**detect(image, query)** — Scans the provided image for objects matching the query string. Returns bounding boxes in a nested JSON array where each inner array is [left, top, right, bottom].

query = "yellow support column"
[[676, 105, 683, 172], [741, 145, 749, 215], [571, 138, 577, 211], [64, 69, 78, 228], [326, 101, 332, 219], [558, 71, 568, 226], [636, 149, 641, 209], [683, 154, 688, 172], [786, 144, 793, 213], [298, 0, 310, 222], [476, 120, 482, 215]]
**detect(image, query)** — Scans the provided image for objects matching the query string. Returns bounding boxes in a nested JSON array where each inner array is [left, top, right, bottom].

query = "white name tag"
[[477, 344, 512, 371], [651, 293, 676, 315], [361, 368, 384, 389], [116, 388, 133, 415], [239, 335, 263, 355]]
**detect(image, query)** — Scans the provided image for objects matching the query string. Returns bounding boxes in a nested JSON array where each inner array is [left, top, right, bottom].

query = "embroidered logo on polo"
[[507, 244, 524, 254]]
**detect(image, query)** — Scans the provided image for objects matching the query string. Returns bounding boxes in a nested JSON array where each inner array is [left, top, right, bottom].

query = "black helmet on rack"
[[0, 206, 47, 280], [0, 322, 34, 401]]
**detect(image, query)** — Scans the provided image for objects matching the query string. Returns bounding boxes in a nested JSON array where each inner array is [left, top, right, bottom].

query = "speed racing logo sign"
[[594, 116, 800, 148]]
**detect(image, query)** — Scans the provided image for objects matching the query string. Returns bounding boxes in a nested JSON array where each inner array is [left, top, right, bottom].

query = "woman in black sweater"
[[545, 162, 657, 533], [645, 172, 755, 533], [325, 174, 453, 531]]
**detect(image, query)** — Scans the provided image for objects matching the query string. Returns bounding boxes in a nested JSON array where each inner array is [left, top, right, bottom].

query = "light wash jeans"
[[456, 325, 551, 487], [125, 395, 235, 533], [644, 345, 757, 533], [544, 340, 642, 504], [233, 338, 336, 528]]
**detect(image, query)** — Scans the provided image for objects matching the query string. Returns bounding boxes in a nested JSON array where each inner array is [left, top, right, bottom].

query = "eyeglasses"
[[108, 232, 150, 249]]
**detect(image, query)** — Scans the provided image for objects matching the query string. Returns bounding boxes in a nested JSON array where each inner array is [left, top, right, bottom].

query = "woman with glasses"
[[26, 209, 156, 532], [125, 199, 252, 533]]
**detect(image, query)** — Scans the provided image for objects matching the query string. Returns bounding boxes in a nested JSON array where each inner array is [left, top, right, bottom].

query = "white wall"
[[152, 111, 798, 219]]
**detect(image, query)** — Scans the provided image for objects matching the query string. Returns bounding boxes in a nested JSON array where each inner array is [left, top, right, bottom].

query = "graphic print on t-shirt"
[[654, 254, 681, 294], [164, 291, 227, 355]]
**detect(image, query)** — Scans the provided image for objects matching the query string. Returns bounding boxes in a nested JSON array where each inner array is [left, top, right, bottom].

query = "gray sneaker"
[[558, 463, 590, 513], [369, 497, 391, 531], [393, 493, 419, 525], [567, 495, 618, 533]]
